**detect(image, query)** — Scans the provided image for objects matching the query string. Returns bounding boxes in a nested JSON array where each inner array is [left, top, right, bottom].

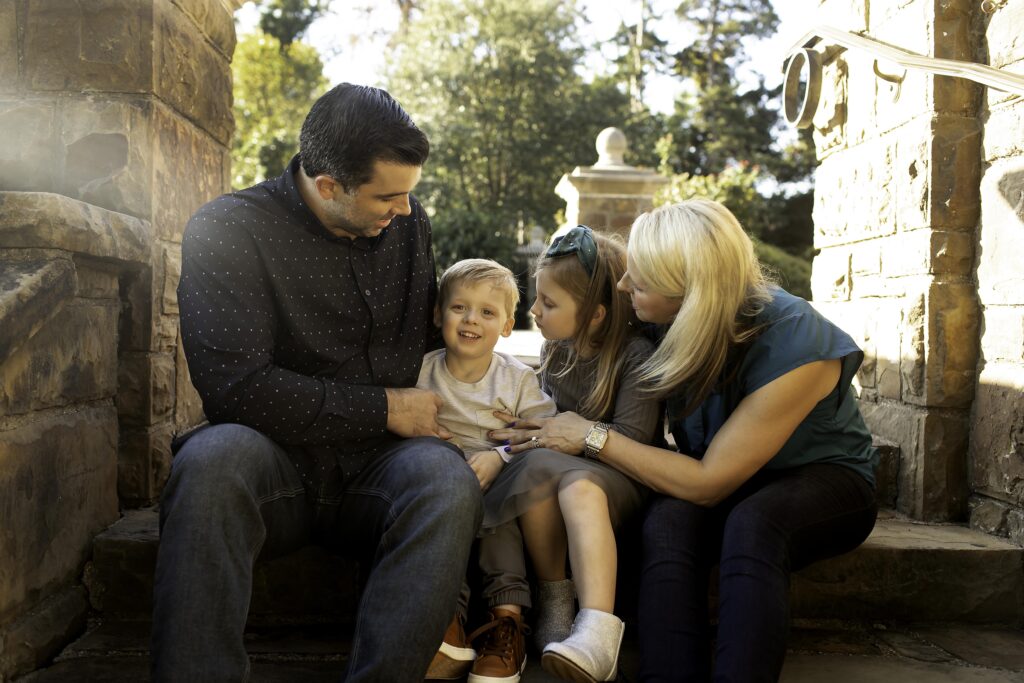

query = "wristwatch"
[[584, 422, 611, 460]]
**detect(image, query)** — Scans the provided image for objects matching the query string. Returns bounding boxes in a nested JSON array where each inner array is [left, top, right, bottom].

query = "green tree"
[[258, 0, 331, 47], [231, 31, 327, 188], [386, 0, 641, 269]]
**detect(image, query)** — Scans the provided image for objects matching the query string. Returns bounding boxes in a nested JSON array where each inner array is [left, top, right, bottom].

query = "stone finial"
[[595, 127, 628, 168]]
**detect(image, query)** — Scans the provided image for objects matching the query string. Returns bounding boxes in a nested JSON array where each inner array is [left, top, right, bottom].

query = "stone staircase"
[[13, 504, 1024, 681]]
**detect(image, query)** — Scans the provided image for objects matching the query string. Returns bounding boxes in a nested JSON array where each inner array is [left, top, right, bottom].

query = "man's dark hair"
[[299, 83, 429, 190]]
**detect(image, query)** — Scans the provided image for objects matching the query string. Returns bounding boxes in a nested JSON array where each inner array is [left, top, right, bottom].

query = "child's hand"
[[466, 450, 504, 491]]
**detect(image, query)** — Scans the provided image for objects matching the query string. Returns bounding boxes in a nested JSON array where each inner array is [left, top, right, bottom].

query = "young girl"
[[465, 226, 660, 683]]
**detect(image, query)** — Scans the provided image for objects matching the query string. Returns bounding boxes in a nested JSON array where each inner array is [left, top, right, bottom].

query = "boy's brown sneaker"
[[467, 608, 528, 683], [425, 614, 477, 680]]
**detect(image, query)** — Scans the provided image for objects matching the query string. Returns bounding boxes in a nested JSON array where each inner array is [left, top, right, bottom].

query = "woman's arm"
[[492, 359, 841, 506]]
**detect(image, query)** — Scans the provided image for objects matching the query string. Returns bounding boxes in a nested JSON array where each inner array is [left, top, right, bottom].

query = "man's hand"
[[385, 388, 453, 440], [466, 450, 504, 491]]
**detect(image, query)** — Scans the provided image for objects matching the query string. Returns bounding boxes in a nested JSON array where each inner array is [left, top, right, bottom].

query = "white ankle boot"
[[533, 579, 576, 651], [540, 608, 624, 682]]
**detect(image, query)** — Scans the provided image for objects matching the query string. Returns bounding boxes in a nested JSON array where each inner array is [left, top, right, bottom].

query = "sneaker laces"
[[468, 615, 529, 663]]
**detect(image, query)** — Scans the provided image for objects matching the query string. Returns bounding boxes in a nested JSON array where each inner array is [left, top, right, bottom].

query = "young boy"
[[418, 259, 556, 680]]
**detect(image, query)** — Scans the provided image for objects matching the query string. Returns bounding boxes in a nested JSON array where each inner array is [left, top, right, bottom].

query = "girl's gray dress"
[[480, 334, 661, 531]]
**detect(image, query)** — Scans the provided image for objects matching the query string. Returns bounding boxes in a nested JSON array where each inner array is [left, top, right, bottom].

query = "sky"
[[236, 0, 812, 116]]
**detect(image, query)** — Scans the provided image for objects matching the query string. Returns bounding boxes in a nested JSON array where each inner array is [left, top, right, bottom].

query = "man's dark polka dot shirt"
[[177, 155, 439, 490]]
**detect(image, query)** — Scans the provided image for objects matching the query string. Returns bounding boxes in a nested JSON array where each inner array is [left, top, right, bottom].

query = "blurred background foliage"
[[232, 0, 816, 298]]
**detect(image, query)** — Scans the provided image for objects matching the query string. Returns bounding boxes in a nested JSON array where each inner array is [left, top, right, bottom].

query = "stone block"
[[174, 337, 205, 430], [58, 96, 154, 219], [0, 254, 75, 361], [119, 422, 174, 506], [811, 57, 848, 158], [930, 116, 981, 230], [0, 404, 119, 618], [931, 0, 982, 115], [169, 0, 236, 57], [0, 585, 90, 682], [881, 230, 974, 277], [900, 293, 925, 401], [860, 400, 969, 521], [0, 300, 119, 416], [152, 103, 229, 243], [160, 240, 181, 314], [0, 1, 18, 94], [980, 306, 1024, 363], [118, 265, 155, 352], [809, 247, 850, 301], [153, 0, 233, 145], [117, 352, 176, 427], [73, 259, 121, 300], [24, 0, 154, 93], [922, 282, 979, 408], [791, 515, 1023, 623], [86, 509, 362, 622], [987, 1, 1024, 69], [984, 99, 1024, 161], [0, 191, 150, 264], [0, 100, 60, 192], [969, 362, 1024, 508], [978, 160, 1024, 305], [894, 127, 933, 233]]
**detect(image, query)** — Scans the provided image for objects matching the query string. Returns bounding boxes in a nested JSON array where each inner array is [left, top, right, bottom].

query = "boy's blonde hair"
[[437, 258, 520, 319], [536, 230, 636, 420], [629, 199, 773, 413]]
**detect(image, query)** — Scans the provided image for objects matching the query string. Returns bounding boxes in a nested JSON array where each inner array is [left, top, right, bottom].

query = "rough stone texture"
[[58, 96, 154, 219], [977, 160, 1024, 306], [969, 362, 1024, 509], [170, 0, 237, 57], [153, 102, 229, 243], [24, 0, 154, 93], [85, 510, 362, 623], [0, 404, 119, 619], [117, 352, 176, 428], [0, 585, 90, 682], [987, 1, 1024, 70], [0, 192, 150, 264], [0, 100, 60, 192], [118, 423, 174, 506], [0, 300, 119, 417], [72, 259, 121, 300], [555, 165, 667, 234], [984, 97, 1024, 161], [153, 0, 233, 145], [860, 400, 969, 520], [0, 1, 16, 94], [0, 254, 75, 362], [791, 515, 1023, 623]]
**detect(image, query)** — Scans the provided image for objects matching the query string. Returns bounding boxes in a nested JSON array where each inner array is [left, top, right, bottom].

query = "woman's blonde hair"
[[629, 199, 772, 413], [537, 230, 636, 419]]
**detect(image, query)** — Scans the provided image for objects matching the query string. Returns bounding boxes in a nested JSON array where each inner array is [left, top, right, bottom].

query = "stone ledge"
[[0, 585, 89, 681], [0, 192, 151, 264], [0, 256, 75, 361]]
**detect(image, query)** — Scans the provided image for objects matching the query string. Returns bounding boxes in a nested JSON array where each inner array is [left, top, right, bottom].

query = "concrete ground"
[[18, 619, 1024, 682]]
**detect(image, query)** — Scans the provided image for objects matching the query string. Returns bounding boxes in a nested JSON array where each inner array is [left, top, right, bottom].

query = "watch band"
[[584, 422, 610, 460]]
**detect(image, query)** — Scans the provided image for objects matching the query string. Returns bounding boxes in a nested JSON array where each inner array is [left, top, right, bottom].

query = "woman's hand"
[[489, 411, 594, 456]]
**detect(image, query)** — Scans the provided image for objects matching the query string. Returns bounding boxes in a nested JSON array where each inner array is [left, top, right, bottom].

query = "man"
[[151, 84, 482, 681]]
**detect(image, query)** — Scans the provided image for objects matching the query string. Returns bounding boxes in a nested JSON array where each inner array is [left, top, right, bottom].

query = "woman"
[[491, 199, 878, 682]]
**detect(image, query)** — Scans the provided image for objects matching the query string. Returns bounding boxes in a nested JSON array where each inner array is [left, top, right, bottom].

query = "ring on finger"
[[529, 436, 541, 449]]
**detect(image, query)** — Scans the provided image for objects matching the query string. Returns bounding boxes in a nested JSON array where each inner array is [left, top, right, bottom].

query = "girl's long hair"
[[629, 200, 773, 414], [537, 231, 637, 419]]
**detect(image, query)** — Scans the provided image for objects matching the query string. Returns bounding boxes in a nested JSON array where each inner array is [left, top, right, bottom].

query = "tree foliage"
[[231, 31, 327, 188], [258, 0, 331, 47], [386, 0, 636, 270]]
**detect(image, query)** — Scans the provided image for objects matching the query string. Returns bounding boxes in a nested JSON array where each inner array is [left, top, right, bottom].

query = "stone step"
[[84, 508, 1024, 627], [19, 618, 1024, 682]]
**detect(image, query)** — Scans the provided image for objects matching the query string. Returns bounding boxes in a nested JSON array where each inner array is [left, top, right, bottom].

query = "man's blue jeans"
[[637, 463, 877, 683], [150, 424, 482, 682]]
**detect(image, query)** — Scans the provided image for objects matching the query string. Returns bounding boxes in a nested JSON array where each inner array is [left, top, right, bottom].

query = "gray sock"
[[533, 579, 576, 651]]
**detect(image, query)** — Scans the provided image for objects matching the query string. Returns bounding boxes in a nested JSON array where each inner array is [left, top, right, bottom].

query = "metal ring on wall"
[[783, 48, 823, 129]]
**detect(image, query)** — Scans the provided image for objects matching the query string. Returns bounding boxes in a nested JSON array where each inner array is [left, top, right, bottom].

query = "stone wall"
[[807, 0, 983, 522], [807, 0, 1024, 531], [0, 1, 235, 677], [967, 1, 1024, 545]]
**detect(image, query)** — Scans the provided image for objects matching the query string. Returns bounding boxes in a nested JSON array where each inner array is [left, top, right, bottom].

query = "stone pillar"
[[555, 127, 668, 237], [967, 1, 1024, 544], [0, 0, 236, 506], [0, 2, 236, 674], [805, 0, 982, 521]]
